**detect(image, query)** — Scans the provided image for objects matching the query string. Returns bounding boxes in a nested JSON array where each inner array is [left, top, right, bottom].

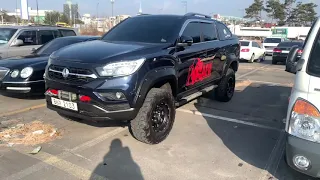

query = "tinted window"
[[217, 22, 232, 40], [102, 16, 181, 43], [59, 30, 76, 37], [253, 42, 261, 48], [264, 38, 281, 43], [182, 22, 201, 43], [0, 28, 17, 44], [39, 30, 56, 44], [17, 31, 37, 45], [36, 38, 83, 55], [199, 22, 217, 42], [307, 34, 320, 76], [277, 41, 304, 47], [240, 41, 250, 46]]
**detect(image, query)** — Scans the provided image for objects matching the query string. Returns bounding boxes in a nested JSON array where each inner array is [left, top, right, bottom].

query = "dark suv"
[[44, 13, 240, 144]]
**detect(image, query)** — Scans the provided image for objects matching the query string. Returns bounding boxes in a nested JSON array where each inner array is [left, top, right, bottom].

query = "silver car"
[[0, 26, 78, 59]]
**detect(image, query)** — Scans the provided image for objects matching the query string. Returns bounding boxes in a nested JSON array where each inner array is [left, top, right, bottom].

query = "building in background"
[[7, 7, 53, 23], [63, 0, 79, 23]]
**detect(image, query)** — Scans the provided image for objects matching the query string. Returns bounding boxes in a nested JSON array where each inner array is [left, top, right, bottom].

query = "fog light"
[[116, 92, 124, 99], [293, 155, 311, 170]]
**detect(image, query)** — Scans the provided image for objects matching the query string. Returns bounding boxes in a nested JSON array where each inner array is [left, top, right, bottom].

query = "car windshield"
[[277, 42, 303, 47], [0, 28, 17, 45], [264, 38, 282, 43], [102, 16, 181, 43], [307, 32, 320, 76], [240, 41, 250, 46], [35, 38, 83, 55]]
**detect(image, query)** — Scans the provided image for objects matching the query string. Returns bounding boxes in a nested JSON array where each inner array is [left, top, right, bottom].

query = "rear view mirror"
[[177, 36, 193, 47], [11, 39, 24, 47], [285, 46, 304, 74]]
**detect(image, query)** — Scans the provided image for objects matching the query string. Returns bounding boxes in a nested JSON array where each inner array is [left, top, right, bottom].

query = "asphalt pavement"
[[0, 56, 317, 180]]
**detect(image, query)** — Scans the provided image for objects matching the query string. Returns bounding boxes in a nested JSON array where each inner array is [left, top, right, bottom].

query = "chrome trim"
[[2, 80, 44, 84], [49, 68, 97, 79], [0, 67, 9, 80], [6, 87, 31, 91], [92, 105, 134, 113]]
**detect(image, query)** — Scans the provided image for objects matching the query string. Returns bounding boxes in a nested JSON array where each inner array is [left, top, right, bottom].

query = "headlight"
[[289, 99, 320, 143], [11, 69, 19, 78], [20, 67, 33, 78], [96, 58, 146, 77]]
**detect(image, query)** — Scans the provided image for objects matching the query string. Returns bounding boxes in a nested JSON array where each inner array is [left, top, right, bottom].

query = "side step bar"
[[175, 85, 217, 107]]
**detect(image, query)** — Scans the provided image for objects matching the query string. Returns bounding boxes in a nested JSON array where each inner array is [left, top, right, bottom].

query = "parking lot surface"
[[0, 57, 316, 180]]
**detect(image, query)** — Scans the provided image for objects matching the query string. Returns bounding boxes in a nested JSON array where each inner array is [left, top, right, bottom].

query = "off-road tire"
[[272, 59, 277, 65], [129, 88, 175, 144], [215, 68, 236, 102]]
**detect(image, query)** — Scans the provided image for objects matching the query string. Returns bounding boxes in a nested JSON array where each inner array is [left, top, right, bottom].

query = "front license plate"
[[51, 97, 78, 111]]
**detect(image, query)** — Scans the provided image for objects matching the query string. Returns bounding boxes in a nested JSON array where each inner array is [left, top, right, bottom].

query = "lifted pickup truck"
[[44, 13, 240, 144]]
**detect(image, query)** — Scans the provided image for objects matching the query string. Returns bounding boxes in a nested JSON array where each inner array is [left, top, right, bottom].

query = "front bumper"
[[286, 134, 320, 178], [0, 80, 45, 94], [45, 74, 140, 121]]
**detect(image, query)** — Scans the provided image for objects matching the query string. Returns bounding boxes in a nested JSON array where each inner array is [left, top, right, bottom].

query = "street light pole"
[[111, 0, 115, 17], [36, 0, 39, 24], [181, 1, 187, 14]]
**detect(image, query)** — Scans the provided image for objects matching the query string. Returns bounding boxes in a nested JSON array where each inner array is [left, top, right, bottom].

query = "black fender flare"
[[133, 67, 177, 109], [222, 53, 239, 77]]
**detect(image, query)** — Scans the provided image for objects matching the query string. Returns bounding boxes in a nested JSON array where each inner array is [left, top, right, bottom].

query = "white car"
[[240, 40, 266, 63], [262, 37, 286, 56]]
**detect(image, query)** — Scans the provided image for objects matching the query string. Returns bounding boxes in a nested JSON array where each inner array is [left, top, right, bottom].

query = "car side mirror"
[[285, 46, 304, 74], [11, 39, 24, 47], [177, 36, 193, 47]]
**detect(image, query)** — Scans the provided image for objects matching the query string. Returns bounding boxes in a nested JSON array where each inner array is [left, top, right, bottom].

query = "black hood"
[[0, 54, 49, 69], [53, 40, 168, 64]]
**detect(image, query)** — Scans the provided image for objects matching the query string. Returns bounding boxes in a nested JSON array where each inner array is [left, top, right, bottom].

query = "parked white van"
[[285, 17, 320, 178]]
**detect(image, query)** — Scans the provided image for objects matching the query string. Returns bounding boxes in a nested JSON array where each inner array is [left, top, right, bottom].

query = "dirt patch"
[[236, 80, 252, 87], [0, 121, 61, 146]]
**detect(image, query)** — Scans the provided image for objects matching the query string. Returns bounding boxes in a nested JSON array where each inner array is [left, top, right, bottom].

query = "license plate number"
[[51, 97, 78, 111], [282, 50, 289, 53]]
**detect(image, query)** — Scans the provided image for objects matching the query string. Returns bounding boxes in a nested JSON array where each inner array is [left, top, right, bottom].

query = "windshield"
[[264, 38, 282, 43], [0, 28, 17, 44], [240, 41, 250, 46], [102, 16, 181, 43], [307, 32, 320, 76], [35, 38, 83, 55], [277, 42, 304, 47]]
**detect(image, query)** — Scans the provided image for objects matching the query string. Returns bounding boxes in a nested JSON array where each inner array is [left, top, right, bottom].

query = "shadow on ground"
[[90, 139, 144, 180], [196, 83, 316, 180], [0, 92, 45, 100]]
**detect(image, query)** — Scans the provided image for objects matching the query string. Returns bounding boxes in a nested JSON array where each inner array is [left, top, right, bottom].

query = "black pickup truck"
[[44, 13, 240, 144]]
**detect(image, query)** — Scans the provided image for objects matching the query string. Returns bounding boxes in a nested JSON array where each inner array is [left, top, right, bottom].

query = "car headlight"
[[20, 67, 33, 78], [11, 69, 19, 78], [96, 58, 146, 77], [289, 99, 320, 143]]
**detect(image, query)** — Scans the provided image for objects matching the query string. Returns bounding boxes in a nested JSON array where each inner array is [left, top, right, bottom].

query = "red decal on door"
[[186, 58, 213, 86]]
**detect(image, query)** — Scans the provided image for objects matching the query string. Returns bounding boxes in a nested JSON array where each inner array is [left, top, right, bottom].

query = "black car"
[[0, 36, 100, 95], [44, 13, 240, 144], [272, 41, 304, 64]]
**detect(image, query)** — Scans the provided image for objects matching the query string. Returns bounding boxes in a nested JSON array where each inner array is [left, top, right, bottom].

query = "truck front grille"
[[48, 65, 97, 85]]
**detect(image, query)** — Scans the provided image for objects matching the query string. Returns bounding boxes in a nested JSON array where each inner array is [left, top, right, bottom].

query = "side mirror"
[[285, 46, 304, 74], [177, 36, 193, 47], [11, 39, 24, 47]]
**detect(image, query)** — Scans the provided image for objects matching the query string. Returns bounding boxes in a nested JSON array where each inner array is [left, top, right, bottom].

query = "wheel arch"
[[134, 67, 177, 109]]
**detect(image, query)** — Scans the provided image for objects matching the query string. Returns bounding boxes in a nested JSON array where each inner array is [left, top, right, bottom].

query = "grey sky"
[[0, 0, 319, 18]]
